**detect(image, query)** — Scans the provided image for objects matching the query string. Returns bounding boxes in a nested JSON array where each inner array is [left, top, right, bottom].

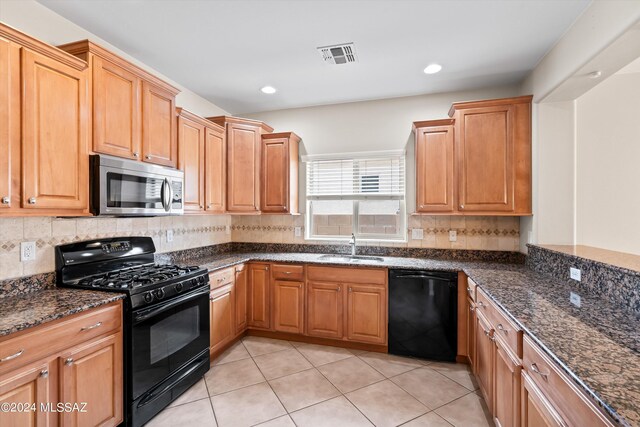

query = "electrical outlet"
[[449, 230, 457, 242], [294, 226, 302, 237], [570, 267, 581, 281], [21, 241, 36, 261], [411, 228, 424, 240], [166, 229, 174, 242], [569, 292, 581, 307]]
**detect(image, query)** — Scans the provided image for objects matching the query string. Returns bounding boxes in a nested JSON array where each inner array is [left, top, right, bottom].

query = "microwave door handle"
[[162, 178, 171, 212]]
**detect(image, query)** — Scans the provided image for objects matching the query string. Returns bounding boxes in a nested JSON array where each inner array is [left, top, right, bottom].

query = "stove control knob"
[[198, 276, 206, 284], [154, 288, 166, 300], [175, 282, 184, 293], [143, 292, 153, 303], [190, 278, 198, 288]]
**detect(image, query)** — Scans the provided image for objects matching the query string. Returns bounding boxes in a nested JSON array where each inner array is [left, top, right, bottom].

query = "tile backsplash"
[[231, 214, 520, 250], [0, 215, 231, 280]]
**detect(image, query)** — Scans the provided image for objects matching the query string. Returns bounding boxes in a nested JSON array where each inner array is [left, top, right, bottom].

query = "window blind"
[[306, 155, 405, 197]]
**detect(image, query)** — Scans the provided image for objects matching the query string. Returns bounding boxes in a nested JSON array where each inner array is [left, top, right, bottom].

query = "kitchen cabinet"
[[0, 358, 56, 427], [475, 310, 494, 409], [0, 301, 123, 427], [0, 34, 19, 213], [178, 109, 206, 212], [413, 119, 455, 213], [272, 280, 304, 334], [58, 332, 123, 427], [467, 297, 476, 371], [306, 281, 344, 339], [58, 40, 180, 168], [235, 264, 248, 331], [207, 116, 274, 213], [261, 132, 300, 214], [248, 263, 271, 329], [449, 95, 532, 215], [345, 284, 386, 344], [521, 371, 565, 427], [209, 283, 235, 356], [493, 335, 521, 427], [205, 123, 226, 213]]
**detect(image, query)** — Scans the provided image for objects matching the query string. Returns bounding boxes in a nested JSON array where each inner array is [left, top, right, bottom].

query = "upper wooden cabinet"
[[205, 124, 227, 213], [413, 95, 532, 216], [58, 40, 180, 168], [0, 23, 90, 216], [413, 119, 455, 213], [208, 116, 274, 213], [177, 109, 206, 212], [261, 132, 300, 214]]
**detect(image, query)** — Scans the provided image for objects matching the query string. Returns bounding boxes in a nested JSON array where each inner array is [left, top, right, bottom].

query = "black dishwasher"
[[388, 269, 458, 362]]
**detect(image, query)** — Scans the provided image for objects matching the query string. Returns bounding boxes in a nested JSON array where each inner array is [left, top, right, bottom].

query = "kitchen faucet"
[[349, 233, 357, 256]]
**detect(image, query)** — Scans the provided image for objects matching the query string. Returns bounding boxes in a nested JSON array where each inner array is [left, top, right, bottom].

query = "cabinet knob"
[[200, 205, 204, 209], [28, 197, 36, 205], [337, 286, 341, 291], [65, 358, 74, 366], [348, 287, 352, 293], [469, 306, 475, 312], [40, 369, 49, 378], [1, 196, 9, 205], [207, 204, 212, 209], [265, 267, 269, 271], [133, 152, 139, 158], [298, 284, 302, 289], [145, 155, 151, 160], [460, 204, 464, 209]]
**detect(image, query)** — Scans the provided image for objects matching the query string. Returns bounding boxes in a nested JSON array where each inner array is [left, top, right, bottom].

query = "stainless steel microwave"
[[91, 154, 184, 216]]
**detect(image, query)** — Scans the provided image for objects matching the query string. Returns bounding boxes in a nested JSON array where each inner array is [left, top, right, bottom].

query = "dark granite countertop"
[[183, 252, 639, 426], [0, 289, 125, 337]]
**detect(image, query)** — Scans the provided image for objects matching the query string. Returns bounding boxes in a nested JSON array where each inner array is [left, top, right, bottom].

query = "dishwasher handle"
[[392, 273, 455, 281]]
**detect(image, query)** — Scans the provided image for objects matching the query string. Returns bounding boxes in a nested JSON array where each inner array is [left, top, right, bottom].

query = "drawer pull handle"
[[530, 363, 549, 381], [40, 370, 49, 378], [80, 321, 102, 331], [284, 271, 291, 274], [0, 349, 24, 362], [496, 323, 507, 334], [65, 358, 74, 366], [477, 302, 484, 308]]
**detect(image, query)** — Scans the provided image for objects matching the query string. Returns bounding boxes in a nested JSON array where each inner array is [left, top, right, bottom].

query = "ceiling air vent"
[[317, 43, 358, 65]]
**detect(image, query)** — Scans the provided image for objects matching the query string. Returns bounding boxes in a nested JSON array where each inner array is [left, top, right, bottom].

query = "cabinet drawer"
[[474, 287, 493, 323], [487, 299, 522, 358], [523, 336, 614, 427], [210, 267, 234, 289], [0, 302, 121, 375], [307, 265, 386, 285], [466, 278, 478, 302], [271, 264, 304, 281]]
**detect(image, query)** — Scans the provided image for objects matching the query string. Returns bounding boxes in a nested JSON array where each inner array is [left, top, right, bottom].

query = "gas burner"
[[73, 264, 204, 290]]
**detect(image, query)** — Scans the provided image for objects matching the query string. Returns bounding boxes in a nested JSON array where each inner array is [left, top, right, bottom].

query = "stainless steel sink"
[[319, 254, 385, 263]]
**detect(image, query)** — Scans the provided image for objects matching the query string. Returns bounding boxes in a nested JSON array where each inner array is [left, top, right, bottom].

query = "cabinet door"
[[521, 372, 565, 427], [205, 126, 226, 213], [493, 337, 521, 427], [248, 264, 270, 329], [22, 49, 89, 210], [227, 123, 260, 212], [0, 36, 19, 212], [467, 299, 476, 371], [235, 264, 248, 331], [475, 311, 494, 410], [457, 105, 515, 212], [261, 137, 288, 213], [346, 284, 386, 344], [58, 333, 123, 427], [272, 280, 304, 334], [415, 124, 455, 212], [92, 56, 141, 159], [142, 81, 177, 168], [306, 281, 343, 339], [210, 284, 235, 354], [0, 359, 55, 427], [178, 115, 205, 212]]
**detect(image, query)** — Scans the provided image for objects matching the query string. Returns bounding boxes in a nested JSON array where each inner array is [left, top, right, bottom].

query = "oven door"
[[131, 286, 210, 399]]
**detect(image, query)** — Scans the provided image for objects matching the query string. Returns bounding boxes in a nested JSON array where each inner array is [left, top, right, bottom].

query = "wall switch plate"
[[294, 226, 302, 237], [21, 242, 36, 261], [570, 267, 581, 281], [411, 228, 424, 240], [166, 229, 174, 242], [570, 292, 581, 307], [449, 230, 457, 242]]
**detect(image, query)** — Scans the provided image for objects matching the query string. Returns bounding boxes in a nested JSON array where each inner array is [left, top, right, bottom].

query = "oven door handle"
[[137, 355, 206, 408], [133, 287, 209, 324]]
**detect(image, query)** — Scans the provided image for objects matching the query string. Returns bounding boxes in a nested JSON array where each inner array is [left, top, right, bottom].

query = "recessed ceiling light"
[[261, 86, 277, 94], [587, 71, 602, 79], [423, 64, 442, 74]]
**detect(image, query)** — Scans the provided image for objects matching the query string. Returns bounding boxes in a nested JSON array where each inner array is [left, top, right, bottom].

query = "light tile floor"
[[146, 337, 492, 427]]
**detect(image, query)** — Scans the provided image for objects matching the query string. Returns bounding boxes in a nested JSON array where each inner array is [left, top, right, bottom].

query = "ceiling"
[[38, 0, 590, 114]]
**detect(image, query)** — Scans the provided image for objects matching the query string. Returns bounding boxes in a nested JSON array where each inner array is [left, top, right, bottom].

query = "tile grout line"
[[203, 376, 221, 427], [428, 364, 480, 392]]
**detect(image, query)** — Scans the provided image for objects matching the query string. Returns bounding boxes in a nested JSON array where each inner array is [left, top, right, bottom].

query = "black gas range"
[[56, 237, 210, 427]]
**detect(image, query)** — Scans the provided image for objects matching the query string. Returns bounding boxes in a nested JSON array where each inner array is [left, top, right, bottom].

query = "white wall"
[[575, 71, 640, 255], [0, 0, 229, 117]]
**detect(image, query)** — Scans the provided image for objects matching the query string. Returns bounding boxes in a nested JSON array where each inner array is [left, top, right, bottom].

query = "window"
[[305, 151, 406, 241]]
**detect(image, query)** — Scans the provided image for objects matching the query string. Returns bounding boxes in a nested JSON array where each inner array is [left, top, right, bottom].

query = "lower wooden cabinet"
[[467, 297, 476, 372], [209, 283, 235, 355], [235, 264, 248, 331], [306, 281, 344, 339], [345, 283, 386, 345], [248, 264, 270, 329], [475, 310, 494, 409], [272, 280, 304, 334], [493, 335, 521, 427], [58, 333, 123, 427], [521, 371, 565, 427]]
